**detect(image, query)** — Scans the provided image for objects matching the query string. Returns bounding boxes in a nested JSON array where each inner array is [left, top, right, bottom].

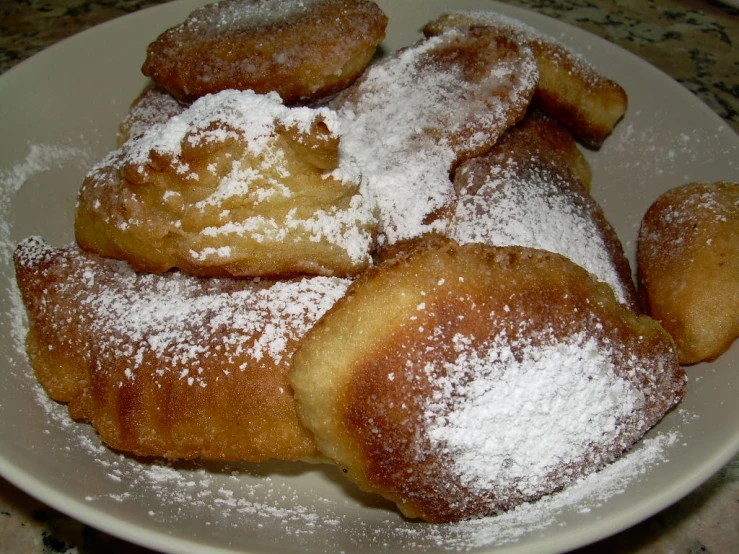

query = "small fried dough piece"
[[638, 181, 739, 364], [290, 238, 685, 523], [76, 89, 377, 278], [117, 84, 185, 145], [424, 11, 628, 147], [14, 237, 350, 461], [330, 26, 538, 243], [447, 110, 638, 309], [142, 0, 388, 104]]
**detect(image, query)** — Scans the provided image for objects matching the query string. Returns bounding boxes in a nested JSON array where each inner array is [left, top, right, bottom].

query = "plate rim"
[[1, 1, 738, 553]]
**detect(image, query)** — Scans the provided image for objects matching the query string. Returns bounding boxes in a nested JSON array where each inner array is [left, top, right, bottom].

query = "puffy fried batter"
[[14, 237, 351, 461], [117, 84, 185, 145], [330, 26, 538, 243], [446, 110, 638, 309], [290, 237, 685, 523], [638, 181, 739, 364], [424, 11, 628, 147], [76, 89, 377, 278], [142, 0, 388, 104]]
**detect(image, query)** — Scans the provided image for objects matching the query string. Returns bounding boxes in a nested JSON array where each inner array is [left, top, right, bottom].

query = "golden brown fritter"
[[142, 0, 388, 104], [14, 237, 351, 461], [76, 89, 377, 278], [329, 26, 538, 243], [424, 11, 628, 147], [290, 238, 684, 523], [638, 181, 739, 364]]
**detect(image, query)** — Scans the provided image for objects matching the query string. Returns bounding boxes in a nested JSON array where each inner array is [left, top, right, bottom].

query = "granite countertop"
[[0, 1, 737, 553]]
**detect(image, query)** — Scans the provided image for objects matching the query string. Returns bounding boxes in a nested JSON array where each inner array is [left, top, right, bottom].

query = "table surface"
[[0, 0, 737, 553]]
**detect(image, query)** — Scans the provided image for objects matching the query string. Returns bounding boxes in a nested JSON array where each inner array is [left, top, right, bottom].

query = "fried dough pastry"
[[117, 84, 185, 145], [76, 89, 377, 278], [638, 181, 739, 364], [290, 238, 685, 523], [446, 110, 638, 309], [424, 11, 628, 147], [14, 237, 351, 461], [330, 26, 538, 243], [142, 0, 388, 104]]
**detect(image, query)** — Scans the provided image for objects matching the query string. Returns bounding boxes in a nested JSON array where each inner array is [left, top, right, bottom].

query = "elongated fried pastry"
[[142, 0, 388, 104], [76, 89, 377, 278], [330, 26, 538, 244], [290, 238, 685, 523], [14, 237, 350, 461], [446, 110, 638, 309], [638, 181, 739, 364], [424, 11, 628, 147]]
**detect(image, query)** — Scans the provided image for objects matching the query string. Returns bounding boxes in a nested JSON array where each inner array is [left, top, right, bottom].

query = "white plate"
[[0, 1, 737, 553]]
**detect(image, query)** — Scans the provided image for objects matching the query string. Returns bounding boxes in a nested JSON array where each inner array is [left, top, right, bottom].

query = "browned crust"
[[423, 12, 628, 147], [291, 238, 684, 522], [638, 181, 739, 364], [142, 0, 388, 104], [15, 238, 327, 462]]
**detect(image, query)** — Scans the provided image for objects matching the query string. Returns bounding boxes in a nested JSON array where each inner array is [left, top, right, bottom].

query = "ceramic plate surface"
[[0, 1, 737, 553]]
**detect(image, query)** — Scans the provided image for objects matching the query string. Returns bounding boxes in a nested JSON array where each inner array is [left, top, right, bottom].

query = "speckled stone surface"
[[0, 1, 737, 553]]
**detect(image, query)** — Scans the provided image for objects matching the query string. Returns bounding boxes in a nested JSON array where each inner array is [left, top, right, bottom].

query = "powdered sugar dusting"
[[1, 4, 734, 552], [0, 144, 92, 265], [82, 89, 377, 267], [424, 331, 644, 498], [639, 183, 738, 262], [0, 143, 93, 356], [29, 388, 685, 552], [15, 237, 350, 383], [423, 430, 681, 550], [119, 86, 186, 142], [5, 236, 692, 552], [106, 89, 338, 174], [187, 0, 325, 32], [332, 29, 538, 243], [450, 159, 631, 305]]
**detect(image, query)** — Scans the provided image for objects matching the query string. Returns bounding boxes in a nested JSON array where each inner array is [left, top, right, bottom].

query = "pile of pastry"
[[15, 0, 737, 523]]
